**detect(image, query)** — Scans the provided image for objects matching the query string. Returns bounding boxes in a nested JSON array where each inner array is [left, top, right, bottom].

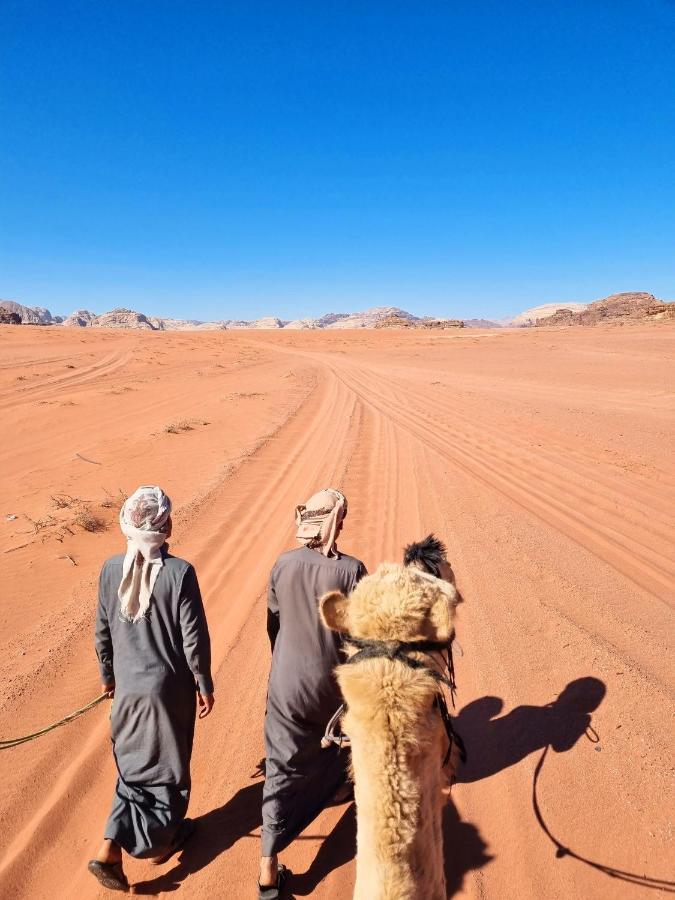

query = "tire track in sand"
[[0, 360, 367, 898], [330, 360, 674, 602]]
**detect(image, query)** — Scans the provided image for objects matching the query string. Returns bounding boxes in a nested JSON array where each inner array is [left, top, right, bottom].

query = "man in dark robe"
[[259, 489, 366, 898], [89, 485, 214, 893]]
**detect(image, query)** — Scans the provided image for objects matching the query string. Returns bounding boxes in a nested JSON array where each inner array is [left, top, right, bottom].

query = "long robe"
[[95, 550, 213, 858], [262, 546, 366, 856]]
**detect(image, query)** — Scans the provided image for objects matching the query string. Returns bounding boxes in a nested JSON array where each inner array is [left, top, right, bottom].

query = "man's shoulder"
[[337, 551, 365, 571], [162, 554, 194, 580], [274, 548, 301, 568], [100, 553, 193, 574], [101, 553, 125, 571]]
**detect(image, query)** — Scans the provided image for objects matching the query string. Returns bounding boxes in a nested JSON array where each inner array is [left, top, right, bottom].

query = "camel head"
[[320, 562, 458, 643]]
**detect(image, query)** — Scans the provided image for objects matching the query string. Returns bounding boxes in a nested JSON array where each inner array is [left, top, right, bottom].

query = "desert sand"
[[0, 323, 673, 899]]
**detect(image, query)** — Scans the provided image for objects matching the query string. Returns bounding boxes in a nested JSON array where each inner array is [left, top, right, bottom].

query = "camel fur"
[[320, 562, 459, 900]]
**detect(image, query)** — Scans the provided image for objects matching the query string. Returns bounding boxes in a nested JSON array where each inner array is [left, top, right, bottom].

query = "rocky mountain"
[[375, 315, 465, 329], [0, 299, 61, 324], [534, 293, 666, 327], [92, 308, 158, 329], [324, 307, 418, 329], [285, 318, 320, 329], [62, 309, 96, 327], [463, 318, 503, 328], [507, 302, 589, 327], [4, 294, 672, 331]]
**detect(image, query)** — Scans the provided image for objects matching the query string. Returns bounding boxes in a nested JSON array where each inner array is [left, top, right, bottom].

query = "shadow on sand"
[[454, 676, 607, 784], [133, 779, 264, 894], [132, 774, 490, 897], [139, 678, 658, 896]]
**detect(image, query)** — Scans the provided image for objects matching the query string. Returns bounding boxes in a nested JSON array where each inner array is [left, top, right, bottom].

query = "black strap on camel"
[[343, 636, 466, 767]]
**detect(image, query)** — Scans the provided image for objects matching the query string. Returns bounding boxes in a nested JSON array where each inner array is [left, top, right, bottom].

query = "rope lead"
[[0, 692, 110, 750]]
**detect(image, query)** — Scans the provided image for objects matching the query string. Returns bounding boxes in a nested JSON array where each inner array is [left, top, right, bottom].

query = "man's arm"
[[267, 568, 280, 653], [94, 566, 115, 694], [179, 565, 214, 716]]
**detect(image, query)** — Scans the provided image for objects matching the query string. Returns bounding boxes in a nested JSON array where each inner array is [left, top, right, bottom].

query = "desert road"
[[0, 324, 673, 898]]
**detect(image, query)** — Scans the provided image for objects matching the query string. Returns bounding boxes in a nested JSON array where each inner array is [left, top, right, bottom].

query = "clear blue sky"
[[2, 1, 674, 321]]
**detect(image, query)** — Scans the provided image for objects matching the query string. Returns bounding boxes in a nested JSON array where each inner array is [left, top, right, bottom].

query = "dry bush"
[[165, 421, 194, 434], [24, 515, 57, 534], [73, 508, 107, 533], [51, 493, 80, 510], [100, 488, 128, 510], [164, 419, 209, 434]]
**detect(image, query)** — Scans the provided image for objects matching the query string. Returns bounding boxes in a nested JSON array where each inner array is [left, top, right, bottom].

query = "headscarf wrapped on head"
[[295, 488, 347, 557], [118, 485, 172, 623]]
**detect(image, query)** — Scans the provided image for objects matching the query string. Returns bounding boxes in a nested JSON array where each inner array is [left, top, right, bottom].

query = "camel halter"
[[322, 637, 466, 767]]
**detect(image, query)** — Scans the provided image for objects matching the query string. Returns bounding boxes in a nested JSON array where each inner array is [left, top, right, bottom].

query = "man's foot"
[[259, 854, 278, 887], [258, 863, 288, 899], [150, 818, 196, 865], [331, 781, 354, 804], [87, 860, 129, 892]]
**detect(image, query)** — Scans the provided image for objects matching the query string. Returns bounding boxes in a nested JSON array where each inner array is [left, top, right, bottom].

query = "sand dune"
[[0, 323, 673, 899]]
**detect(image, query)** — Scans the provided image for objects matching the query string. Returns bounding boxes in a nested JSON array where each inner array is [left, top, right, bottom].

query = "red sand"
[[0, 323, 673, 898]]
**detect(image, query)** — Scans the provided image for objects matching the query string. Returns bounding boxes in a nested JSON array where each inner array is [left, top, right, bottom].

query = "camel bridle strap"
[[337, 636, 466, 767], [344, 636, 457, 692]]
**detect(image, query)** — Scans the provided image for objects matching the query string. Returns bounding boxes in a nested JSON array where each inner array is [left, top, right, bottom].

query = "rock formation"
[[0, 300, 55, 325], [535, 293, 663, 326], [62, 309, 96, 327], [92, 308, 158, 329]]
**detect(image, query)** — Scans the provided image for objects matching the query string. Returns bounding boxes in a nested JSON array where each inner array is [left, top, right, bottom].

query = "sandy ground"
[[0, 323, 673, 899]]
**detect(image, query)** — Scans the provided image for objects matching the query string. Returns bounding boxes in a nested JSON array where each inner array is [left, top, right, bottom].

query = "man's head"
[[403, 533, 455, 585], [120, 486, 172, 536], [295, 488, 347, 557]]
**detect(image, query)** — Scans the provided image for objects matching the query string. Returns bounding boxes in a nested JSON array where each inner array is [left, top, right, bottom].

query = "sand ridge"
[[0, 323, 673, 898]]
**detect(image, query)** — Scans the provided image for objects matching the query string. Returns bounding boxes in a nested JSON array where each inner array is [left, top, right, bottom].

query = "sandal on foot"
[[87, 860, 129, 893], [151, 818, 196, 865], [258, 863, 288, 900]]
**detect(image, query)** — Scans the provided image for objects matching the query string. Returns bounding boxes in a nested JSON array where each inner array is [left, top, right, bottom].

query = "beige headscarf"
[[118, 486, 172, 623], [295, 488, 347, 557]]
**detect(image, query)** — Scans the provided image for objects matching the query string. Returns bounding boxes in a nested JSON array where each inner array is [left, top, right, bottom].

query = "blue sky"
[[2, 1, 674, 321]]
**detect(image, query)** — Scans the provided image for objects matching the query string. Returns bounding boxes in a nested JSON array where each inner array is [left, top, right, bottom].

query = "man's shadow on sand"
[[134, 780, 491, 898], [135, 677, 606, 897]]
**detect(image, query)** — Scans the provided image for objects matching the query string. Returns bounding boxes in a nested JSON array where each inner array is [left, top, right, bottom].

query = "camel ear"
[[320, 590, 350, 633], [428, 582, 458, 642]]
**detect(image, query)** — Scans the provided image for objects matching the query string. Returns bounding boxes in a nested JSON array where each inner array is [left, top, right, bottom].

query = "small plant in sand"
[[164, 419, 209, 434], [165, 421, 194, 434], [24, 515, 58, 534], [73, 507, 107, 533], [100, 488, 128, 510], [51, 493, 81, 510]]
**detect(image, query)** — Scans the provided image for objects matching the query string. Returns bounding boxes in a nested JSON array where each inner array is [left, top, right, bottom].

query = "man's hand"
[[198, 692, 215, 719], [101, 682, 115, 699]]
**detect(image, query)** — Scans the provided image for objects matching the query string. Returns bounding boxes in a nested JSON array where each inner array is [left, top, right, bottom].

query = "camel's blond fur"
[[321, 563, 459, 900]]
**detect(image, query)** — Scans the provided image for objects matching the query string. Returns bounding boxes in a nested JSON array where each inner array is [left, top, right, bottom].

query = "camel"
[[320, 560, 461, 900]]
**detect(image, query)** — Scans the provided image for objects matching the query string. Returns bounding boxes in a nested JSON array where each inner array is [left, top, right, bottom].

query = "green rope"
[[0, 692, 110, 750]]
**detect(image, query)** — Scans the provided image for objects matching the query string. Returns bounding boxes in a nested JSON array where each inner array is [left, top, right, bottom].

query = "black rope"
[[533, 746, 675, 892]]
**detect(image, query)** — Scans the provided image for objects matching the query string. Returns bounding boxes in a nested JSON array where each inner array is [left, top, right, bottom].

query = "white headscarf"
[[295, 488, 347, 558], [118, 486, 172, 623]]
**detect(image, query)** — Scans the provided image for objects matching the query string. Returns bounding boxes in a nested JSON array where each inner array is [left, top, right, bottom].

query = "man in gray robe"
[[259, 488, 366, 898], [88, 486, 214, 893]]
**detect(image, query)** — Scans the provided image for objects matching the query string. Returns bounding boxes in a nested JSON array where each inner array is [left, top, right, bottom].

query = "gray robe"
[[95, 550, 213, 858], [262, 546, 366, 856]]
